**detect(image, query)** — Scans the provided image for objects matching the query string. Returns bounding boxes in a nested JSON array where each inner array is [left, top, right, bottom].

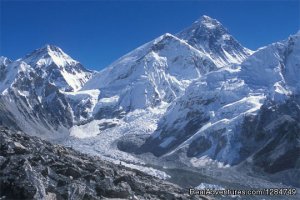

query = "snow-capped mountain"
[[20, 45, 93, 92], [80, 33, 218, 120], [0, 46, 92, 139], [139, 32, 300, 178], [76, 16, 253, 121], [240, 32, 300, 98], [177, 15, 253, 67], [1, 15, 299, 189]]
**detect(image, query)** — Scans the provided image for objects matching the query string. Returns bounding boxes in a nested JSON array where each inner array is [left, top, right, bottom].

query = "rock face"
[[0, 127, 208, 200], [240, 97, 300, 187]]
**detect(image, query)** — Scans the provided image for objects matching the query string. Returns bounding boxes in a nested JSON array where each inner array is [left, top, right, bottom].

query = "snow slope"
[[20, 45, 92, 92], [0, 45, 92, 139], [82, 33, 218, 118], [140, 32, 300, 171]]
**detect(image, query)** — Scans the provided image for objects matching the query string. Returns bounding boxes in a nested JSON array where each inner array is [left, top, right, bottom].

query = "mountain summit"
[[195, 15, 223, 29], [22, 44, 77, 67], [0, 45, 92, 137], [177, 15, 253, 66], [20, 44, 92, 92]]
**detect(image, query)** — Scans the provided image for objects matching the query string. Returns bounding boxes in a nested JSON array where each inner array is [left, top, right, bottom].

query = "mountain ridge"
[[1, 15, 299, 190]]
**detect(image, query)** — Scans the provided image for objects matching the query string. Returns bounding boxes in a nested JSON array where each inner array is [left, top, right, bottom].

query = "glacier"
[[1, 15, 299, 197]]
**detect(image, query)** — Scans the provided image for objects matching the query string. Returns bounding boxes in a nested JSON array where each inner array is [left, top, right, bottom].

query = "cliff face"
[[0, 127, 208, 200]]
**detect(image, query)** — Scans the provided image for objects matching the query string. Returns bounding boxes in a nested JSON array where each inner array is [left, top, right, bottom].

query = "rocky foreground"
[[0, 127, 209, 200]]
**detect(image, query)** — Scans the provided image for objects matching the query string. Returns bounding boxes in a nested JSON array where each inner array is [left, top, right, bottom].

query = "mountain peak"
[[21, 44, 78, 68], [17, 44, 92, 92], [35, 44, 68, 59], [195, 15, 222, 29], [42, 44, 64, 53], [176, 15, 252, 66], [188, 15, 227, 34], [200, 15, 212, 20], [176, 15, 229, 45]]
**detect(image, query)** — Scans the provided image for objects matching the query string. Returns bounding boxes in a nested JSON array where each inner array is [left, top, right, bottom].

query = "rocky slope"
[[0, 127, 210, 200], [239, 97, 300, 187]]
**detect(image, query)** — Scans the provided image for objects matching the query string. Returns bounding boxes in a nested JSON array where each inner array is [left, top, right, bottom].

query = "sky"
[[1, 1, 300, 70]]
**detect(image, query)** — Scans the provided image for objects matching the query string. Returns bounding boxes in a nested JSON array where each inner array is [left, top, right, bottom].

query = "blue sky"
[[1, 1, 299, 70]]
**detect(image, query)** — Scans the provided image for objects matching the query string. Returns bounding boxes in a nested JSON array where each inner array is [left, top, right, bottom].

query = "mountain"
[[80, 33, 218, 120], [240, 32, 300, 97], [138, 32, 300, 181], [1, 15, 299, 191], [0, 46, 92, 139], [20, 45, 92, 92], [75, 16, 252, 119], [77, 16, 253, 121], [0, 45, 92, 93], [0, 16, 250, 133], [177, 15, 253, 66]]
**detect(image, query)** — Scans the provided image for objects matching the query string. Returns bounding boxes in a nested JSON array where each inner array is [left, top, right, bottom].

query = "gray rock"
[[0, 127, 207, 200]]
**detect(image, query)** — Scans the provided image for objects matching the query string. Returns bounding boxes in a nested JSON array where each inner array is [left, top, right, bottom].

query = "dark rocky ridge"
[[238, 97, 300, 187], [0, 127, 209, 200]]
